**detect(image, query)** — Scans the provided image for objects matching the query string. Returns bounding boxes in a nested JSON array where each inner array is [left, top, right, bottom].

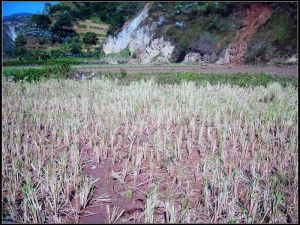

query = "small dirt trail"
[[227, 3, 274, 65]]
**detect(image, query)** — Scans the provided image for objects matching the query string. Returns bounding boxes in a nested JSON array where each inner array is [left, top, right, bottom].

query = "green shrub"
[[119, 68, 127, 78], [50, 48, 66, 58], [90, 16, 104, 24], [176, 72, 298, 87], [3, 61, 72, 82], [3, 57, 83, 66], [25, 50, 51, 61]]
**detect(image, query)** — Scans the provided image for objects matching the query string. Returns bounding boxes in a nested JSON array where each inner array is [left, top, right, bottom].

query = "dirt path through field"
[[79, 64, 298, 77]]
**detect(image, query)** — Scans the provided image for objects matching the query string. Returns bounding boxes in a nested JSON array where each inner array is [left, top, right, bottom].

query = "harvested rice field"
[[2, 78, 298, 223]]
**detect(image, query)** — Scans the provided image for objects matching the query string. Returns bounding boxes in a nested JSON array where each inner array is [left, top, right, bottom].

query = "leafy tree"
[[51, 25, 77, 43], [31, 14, 51, 29], [69, 37, 82, 55], [48, 4, 71, 16], [51, 11, 76, 42], [25, 50, 50, 61], [47, 2, 145, 36], [91, 46, 104, 58], [63, 37, 82, 55], [54, 11, 73, 28], [50, 48, 66, 58], [82, 32, 98, 53], [13, 35, 27, 57]]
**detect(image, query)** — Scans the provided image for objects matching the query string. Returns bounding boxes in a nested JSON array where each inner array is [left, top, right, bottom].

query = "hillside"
[[3, 13, 32, 54], [103, 2, 297, 65], [73, 19, 109, 51], [3, 2, 297, 65]]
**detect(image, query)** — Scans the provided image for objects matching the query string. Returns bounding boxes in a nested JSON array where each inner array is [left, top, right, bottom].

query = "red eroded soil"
[[63, 114, 270, 223], [64, 121, 212, 223], [227, 3, 274, 65]]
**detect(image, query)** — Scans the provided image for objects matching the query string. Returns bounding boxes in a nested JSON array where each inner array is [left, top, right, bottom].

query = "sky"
[[2, 1, 59, 17]]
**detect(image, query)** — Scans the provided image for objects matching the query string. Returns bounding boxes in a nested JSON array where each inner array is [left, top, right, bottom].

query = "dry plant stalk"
[[2, 79, 298, 223]]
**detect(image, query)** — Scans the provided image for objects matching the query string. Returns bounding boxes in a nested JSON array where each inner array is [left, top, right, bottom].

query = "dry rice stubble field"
[[2, 78, 298, 223]]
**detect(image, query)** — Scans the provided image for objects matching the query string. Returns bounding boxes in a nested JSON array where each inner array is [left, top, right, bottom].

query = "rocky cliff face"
[[3, 23, 19, 53], [3, 13, 32, 54], [103, 3, 152, 55], [135, 37, 175, 63], [103, 3, 175, 64]]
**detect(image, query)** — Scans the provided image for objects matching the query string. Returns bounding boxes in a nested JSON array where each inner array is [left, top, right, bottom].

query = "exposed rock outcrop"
[[286, 55, 298, 64], [136, 37, 174, 63], [152, 56, 170, 65], [102, 3, 175, 64], [128, 24, 155, 55], [182, 52, 201, 63], [216, 48, 231, 65], [183, 52, 217, 64], [103, 3, 152, 55]]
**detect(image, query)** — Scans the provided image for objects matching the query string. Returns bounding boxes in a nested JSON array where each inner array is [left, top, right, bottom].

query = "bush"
[[69, 37, 82, 55], [13, 35, 27, 57], [3, 61, 72, 82], [176, 72, 298, 87], [90, 47, 104, 58], [50, 48, 66, 58], [3, 57, 82, 66], [90, 16, 104, 24], [119, 68, 127, 78], [31, 14, 51, 29], [83, 32, 98, 52], [25, 50, 51, 61]]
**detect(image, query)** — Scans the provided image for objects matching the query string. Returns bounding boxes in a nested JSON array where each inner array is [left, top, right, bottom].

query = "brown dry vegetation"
[[2, 78, 298, 223]]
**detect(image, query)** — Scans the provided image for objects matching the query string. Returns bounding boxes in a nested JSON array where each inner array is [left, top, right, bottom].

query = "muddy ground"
[[78, 64, 298, 77]]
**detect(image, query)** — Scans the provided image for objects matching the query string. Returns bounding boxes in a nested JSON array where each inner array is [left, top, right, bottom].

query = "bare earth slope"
[[227, 3, 274, 65]]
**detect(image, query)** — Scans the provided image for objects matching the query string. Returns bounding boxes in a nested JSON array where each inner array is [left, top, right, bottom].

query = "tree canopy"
[[31, 14, 51, 29]]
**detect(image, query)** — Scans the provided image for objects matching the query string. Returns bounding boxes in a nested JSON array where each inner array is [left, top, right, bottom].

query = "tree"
[[31, 14, 51, 29], [54, 11, 73, 28], [69, 37, 82, 55], [63, 37, 82, 55], [13, 35, 27, 57], [82, 32, 98, 53], [51, 11, 76, 43]]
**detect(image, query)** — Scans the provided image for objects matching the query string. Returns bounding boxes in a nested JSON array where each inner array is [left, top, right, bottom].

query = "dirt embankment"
[[228, 3, 274, 65]]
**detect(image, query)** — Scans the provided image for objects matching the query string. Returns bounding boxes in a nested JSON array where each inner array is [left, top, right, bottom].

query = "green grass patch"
[[3, 62, 72, 82], [3, 65, 297, 88], [106, 46, 131, 59], [96, 72, 298, 88], [176, 72, 298, 88], [2, 57, 100, 67]]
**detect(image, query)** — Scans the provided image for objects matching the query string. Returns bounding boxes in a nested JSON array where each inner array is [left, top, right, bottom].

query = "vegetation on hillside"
[[245, 3, 297, 63], [5, 2, 145, 61], [4, 2, 297, 64], [146, 2, 249, 62], [145, 2, 297, 63], [46, 2, 145, 38]]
